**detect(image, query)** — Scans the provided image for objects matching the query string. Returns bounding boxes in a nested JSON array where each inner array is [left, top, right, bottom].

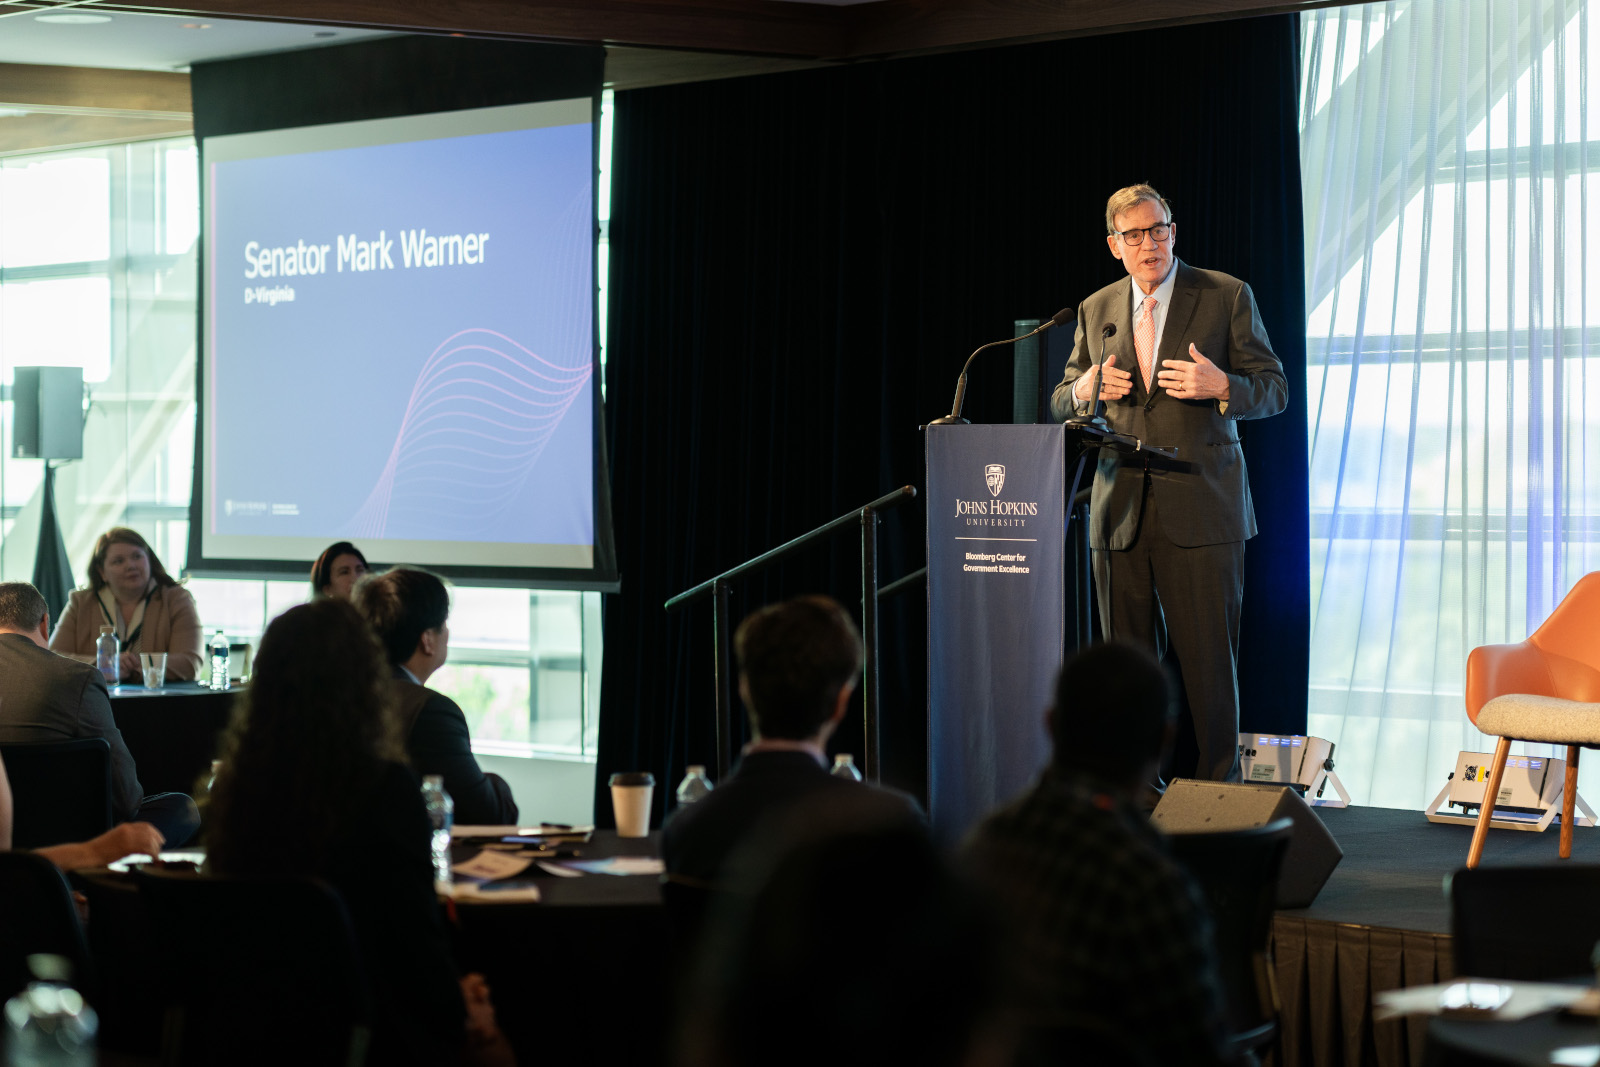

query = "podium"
[[925, 423, 1069, 843]]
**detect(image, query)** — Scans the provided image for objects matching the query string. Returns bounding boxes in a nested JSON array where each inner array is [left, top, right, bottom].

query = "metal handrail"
[[664, 485, 918, 783]]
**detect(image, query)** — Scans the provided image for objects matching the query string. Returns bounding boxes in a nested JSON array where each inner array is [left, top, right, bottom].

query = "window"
[[1301, 0, 1600, 807]]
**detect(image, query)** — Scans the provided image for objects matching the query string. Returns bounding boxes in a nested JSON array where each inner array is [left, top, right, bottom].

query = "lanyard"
[[99, 585, 155, 648]]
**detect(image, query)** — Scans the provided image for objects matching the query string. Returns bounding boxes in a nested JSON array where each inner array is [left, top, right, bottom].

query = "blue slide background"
[[207, 123, 593, 549]]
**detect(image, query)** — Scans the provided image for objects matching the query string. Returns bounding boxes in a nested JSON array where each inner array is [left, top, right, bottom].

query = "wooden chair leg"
[[1468, 736, 1513, 869], [1561, 746, 1580, 859]]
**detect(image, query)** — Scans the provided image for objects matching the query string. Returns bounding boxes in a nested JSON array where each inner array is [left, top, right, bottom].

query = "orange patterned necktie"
[[1136, 295, 1157, 391]]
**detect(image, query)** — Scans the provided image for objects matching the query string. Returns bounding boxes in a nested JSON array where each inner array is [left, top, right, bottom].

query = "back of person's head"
[[0, 583, 47, 633], [734, 595, 862, 741], [87, 526, 176, 590], [204, 598, 402, 875], [680, 798, 1011, 1067], [1050, 642, 1174, 781], [310, 541, 368, 598], [351, 566, 449, 666]]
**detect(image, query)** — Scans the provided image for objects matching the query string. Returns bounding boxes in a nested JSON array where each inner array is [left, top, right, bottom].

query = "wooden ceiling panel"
[[0, 63, 192, 114], [97, 0, 1320, 60], [846, 0, 1323, 56], [0, 113, 193, 155], [103, 0, 852, 56]]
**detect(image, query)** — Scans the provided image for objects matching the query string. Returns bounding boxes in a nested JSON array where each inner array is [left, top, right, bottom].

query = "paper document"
[[537, 861, 583, 878], [1551, 1048, 1600, 1067], [448, 882, 541, 903], [453, 824, 594, 839], [1374, 980, 1589, 1022], [451, 850, 533, 881], [559, 857, 664, 877]]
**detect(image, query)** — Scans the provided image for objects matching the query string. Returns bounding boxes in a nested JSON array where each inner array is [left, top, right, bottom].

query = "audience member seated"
[[203, 598, 510, 1066], [677, 796, 1012, 1067], [0, 582, 200, 847], [352, 568, 518, 826], [962, 642, 1233, 1067], [662, 594, 919, 886], [50, 527, 202, 683], [0, 753, 164, 870], [311, 541, 370, 600]]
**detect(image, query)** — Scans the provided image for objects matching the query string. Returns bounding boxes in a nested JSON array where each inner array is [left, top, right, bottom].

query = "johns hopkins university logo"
[[954, 461, 1039, 523], [985, 464, 1006, 497]]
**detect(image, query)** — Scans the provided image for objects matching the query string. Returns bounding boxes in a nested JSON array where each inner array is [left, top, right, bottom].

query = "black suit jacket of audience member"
[[662, 749, 922, 886], [0, 632, 145, 820], [390, 668, 519, 826]]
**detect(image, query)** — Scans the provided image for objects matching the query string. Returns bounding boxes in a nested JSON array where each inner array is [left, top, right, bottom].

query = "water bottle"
[[675, 765, 713, 807], [831, 754, 863, 781], [421, 775, 454, 887], [94, 627, 119, 686], [207, 630, 230, 691], [4, 954, 96, 1066]]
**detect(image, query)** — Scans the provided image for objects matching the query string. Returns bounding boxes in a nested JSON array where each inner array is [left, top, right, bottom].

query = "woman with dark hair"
[[311, 541, 369, 600], [50, 526, 203, 682], [205, 599, 509, 1065]]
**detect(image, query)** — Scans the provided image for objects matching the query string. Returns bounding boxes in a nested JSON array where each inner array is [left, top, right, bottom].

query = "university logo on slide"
[[985, 463, 1006, 498]]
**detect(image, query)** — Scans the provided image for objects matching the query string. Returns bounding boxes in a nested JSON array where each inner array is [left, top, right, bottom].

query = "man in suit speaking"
[[1051, 183, 1286, 786]]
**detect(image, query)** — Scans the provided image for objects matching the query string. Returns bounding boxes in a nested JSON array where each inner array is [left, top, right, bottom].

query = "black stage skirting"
[[1271, 803, 1600, 1067]]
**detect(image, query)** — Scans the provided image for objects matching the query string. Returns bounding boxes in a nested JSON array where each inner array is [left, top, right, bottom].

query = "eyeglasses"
[[1114, 223, 1173, 247]]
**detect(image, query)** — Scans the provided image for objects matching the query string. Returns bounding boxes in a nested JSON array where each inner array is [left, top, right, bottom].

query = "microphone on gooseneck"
[[1065, 321, 1118, 430], [1091, 321, 1117, 421], [928, 308, 1075, 426]]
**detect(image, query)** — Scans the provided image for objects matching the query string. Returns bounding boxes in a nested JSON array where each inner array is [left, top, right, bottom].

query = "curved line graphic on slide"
[[347, 327, 592, 539]]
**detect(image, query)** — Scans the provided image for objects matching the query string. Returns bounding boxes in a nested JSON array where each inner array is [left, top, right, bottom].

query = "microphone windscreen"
[[1050, 307, 1074, 328], [1101, 322, 1118, 338]]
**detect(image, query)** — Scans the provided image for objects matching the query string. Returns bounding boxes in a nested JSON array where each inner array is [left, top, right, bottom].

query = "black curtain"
[[598, 14, 1310, 825]]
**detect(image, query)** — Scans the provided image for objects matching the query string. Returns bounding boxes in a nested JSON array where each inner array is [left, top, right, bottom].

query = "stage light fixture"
[[1237, 733, 1349, 807]]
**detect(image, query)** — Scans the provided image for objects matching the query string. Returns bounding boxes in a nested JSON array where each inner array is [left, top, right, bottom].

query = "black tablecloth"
[[76, 829, 671, 1063], [448, 831, 670, 1065], [108, 683, 236, 797]]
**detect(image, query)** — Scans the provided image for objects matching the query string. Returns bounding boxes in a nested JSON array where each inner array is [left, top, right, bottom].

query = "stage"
[[1269, 803, 1600, 1067]]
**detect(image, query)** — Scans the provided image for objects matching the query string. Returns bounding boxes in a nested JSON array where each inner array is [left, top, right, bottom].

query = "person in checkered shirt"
[[964, 641, 1233, 1067]]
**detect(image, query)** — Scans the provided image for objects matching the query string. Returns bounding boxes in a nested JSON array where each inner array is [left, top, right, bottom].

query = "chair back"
[[661, 874, 744, 955], [0, 738, 113, 850], [1450, 864, 1600, 981], [1165, 817, 1292, 1055], [135, 868, 372, 1067], [1528, 572, 1600, 672], [72, 870, 162, 1056], [0, 850, 96, 1005], [1467, 572, 1600, 720]]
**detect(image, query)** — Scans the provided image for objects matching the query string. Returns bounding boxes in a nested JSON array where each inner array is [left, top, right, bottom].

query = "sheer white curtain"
[[1301, 0, 1600, 809]]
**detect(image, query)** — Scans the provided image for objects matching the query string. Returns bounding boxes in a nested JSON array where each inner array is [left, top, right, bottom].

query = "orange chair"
[[1465, 572, 1600, 868]]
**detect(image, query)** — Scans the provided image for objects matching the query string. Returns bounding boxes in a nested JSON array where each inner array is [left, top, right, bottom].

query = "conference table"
[[78, 829, 672, 1066], [1426, 1008, 1600, 1066], [448, 830, 671, 1064], [94, 684, 674, 1063], [106, 682, 236, 797]]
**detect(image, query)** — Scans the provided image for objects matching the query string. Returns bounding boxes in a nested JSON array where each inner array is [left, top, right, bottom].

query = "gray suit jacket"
[[0, 632, 144, 820], [1050, 260, 1287, 549]]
